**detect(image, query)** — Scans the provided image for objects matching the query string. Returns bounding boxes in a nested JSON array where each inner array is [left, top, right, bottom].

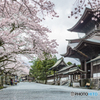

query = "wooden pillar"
[[80, 61, 84, 79], [54, 71, 55, 84], [74, 74, 76, 81], [91, 62, 93, 78], [75, 74, 76, 80], [76, 75, 78, 81], [27, 75, 28, 81], [59, 75, 62, 85], [84, 60, 87, 79], [72, 75, 74, 82], [59, 76, 61, 83], [71, 75, 72, 82], [72, 74, 74, 81], [80, 74, 81, 79]]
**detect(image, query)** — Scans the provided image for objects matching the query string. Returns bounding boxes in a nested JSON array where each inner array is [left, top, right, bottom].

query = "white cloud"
[[42, 0, 81, 64], [21, 0, 81, 65]]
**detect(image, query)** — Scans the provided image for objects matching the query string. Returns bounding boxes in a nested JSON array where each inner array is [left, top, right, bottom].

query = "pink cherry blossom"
[[69, 0, 100, 21], [0, 0, 58, 74]]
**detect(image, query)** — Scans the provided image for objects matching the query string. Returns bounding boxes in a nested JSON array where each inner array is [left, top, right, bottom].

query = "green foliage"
[[29, 55, 57, 84], [67, 62, 72, 65], [77, 65, 81, 68], [0, 86, 3, 89]]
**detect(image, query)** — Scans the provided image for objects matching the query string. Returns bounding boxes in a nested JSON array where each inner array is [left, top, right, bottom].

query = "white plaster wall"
[[61, 77, 68, 81], [47, 79, 54, 82], [93, 73, 100, 78]]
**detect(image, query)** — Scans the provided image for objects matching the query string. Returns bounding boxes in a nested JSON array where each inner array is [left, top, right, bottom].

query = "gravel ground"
[[0, 82, 100, 100]]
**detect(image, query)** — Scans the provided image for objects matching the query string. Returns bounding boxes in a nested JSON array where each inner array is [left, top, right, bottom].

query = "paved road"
[[0, 82, 100, 100]]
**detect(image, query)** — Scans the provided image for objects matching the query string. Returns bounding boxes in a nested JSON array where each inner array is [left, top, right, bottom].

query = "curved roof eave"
[[49, 57, 68, 70], [61, 46, 73, 57], [58, 64, 77, 73], [66, 38, 82, 43], [68, 8, 92, 32], [63, 68, 86, 75], [74, 39, 100, 50], [87, 55, 100, 64]]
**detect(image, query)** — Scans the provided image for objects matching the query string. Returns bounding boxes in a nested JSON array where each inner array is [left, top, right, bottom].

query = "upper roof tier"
[[63, 67, 86, 75], [49, 57, 68, 71], [87, 55, 100, 64], [57, 64, 77, 74], [61, 38, 100, 61], [68, 8, 97, 34]]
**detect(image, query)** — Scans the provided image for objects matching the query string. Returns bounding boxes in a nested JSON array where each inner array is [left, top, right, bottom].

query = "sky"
[[42, 0, 82, 64], [23, 0, 84, 65]]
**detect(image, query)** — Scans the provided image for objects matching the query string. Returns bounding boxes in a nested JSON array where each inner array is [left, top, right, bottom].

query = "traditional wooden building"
[[62, 8, 100, 88], [87, 56, 100, 78], [57, 64, 77, 84], [63, 67, 86, 83], [47, 57, 80, 85], [48, 57, 68, 84]]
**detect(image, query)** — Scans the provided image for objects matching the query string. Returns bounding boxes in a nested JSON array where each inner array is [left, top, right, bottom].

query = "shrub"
[[0, 86, 3, 89]]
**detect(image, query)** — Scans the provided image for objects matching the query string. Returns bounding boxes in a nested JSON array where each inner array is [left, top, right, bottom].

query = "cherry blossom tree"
[[5, 60, 30, 76], [68, 0, 100, 21], [0, 0, 59, 70], [0, 56, 30, 76]]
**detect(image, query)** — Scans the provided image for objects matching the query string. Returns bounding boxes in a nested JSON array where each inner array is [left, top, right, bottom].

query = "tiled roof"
[[87, 55, 100, 64], [63, 67, 86, 75], [49, 57, 68, 70], [58, 64, 76, 73]]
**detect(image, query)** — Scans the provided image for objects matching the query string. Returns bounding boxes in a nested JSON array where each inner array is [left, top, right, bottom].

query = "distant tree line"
[[29, 54, 57, 84], [67, 61, 81, 68], [30, 57, 81, 84]]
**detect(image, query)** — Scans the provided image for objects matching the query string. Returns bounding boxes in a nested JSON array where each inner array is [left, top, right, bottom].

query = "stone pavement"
[[0, 82, 100, 100]]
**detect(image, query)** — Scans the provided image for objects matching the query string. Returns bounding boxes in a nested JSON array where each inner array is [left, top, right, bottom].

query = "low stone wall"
[[80, 79, 90, 87], [73, 82, 80, 87], [80, 78, 100, 89], [47, 79, 54, 85], [90, 78, 100, 89]]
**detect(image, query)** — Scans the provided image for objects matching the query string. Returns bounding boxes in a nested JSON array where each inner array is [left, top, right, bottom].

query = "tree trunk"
[[45, 72, 47, 84]]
